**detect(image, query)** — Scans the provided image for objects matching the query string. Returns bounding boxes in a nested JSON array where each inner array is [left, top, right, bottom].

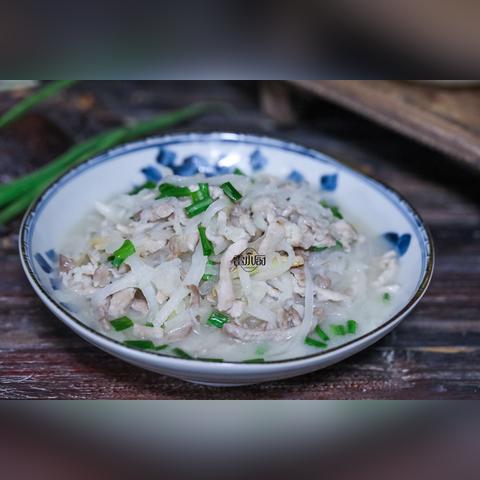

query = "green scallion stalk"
[[184, 196, 213, 218], [145, 322, 154, 327], [207, 311, 230, 328], [130, 181, 157, 195], [172, 347, 193, 359], [346, 319, 357, 334], [243, 358, 265, 363], [197, 357, 224, 363], [108, 239, 136, 268], [330, 324, 347, 336], [233, 167, 246, 176], [198, 224, 214, 256], [0, 101, 224, 224], [305, 337, 328, 348], [383, 292, 391, 302], [335, 240, 343, 250], [0, 80, 76, 129], [157, 183, 191, 199], [314, 325, 330, 342], [220, 181, 242, 202], [110, 316, 134, 331]]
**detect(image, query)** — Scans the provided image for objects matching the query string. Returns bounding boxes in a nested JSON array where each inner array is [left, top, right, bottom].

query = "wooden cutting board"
[[291, 80, 480, 172]]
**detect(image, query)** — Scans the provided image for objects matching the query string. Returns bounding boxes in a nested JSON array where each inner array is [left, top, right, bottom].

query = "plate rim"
[[18, 131, 435, 367]]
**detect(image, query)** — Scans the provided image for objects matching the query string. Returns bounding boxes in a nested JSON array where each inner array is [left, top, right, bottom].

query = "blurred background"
[[1, 0, 480, 78], [1, 400, 480, 480]]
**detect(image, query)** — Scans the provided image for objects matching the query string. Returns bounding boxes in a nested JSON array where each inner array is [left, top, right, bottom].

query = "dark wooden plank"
[[291, 80, 480, 173], [0, 80, 479, 398]]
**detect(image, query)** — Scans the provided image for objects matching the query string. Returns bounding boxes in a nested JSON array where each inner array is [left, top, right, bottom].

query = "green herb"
[[202, 259, 217, 281], [320, 200, 343, 219], [198, 224, 214, 256], [309, 245, 328, 252], [330, 324, 347, 336], [207, 311, 230, 328], [129, 181, 157, 195], [110, 316, 134, 331], [256, 345, 268, 356], [220, 181, 242, 202], [184, 196, 213, 218], [335, 240, 343, 250], [197, 357, 224, 363], [108, 239, 136, 268], [191, 183, 210, 202], [233, 167, 246, 176], [154, 344, 168, 351], [124, 340, 155, 350], [0, 101, 222, 225], [243, 358, 265, 363], [383, 292, 391, 302], [0, 80, 76, 129], [157, 183, 191, 199], [314, 325, 330, 342], [305, 337, 328, 348], [172, 347, 193, 359], [145, 322, 154, 327], [347, 320, 357, 334]]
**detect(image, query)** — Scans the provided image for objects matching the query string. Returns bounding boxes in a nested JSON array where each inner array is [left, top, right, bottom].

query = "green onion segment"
[[207, 311, 230, 328], [220, 181, 242, 202], [198, 224, 214, 256], [184, 196, 213, 218], [304, 337, 328, 348], [110, 316, 134, 331], [108, 239, 136, 268], [157, 183, 191, 199]]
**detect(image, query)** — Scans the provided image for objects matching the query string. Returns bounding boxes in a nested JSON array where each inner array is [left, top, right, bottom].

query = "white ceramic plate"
[[19, 133, 434, 385]]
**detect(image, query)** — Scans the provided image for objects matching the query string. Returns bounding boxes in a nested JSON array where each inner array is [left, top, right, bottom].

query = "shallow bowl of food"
[[20, 132, 434, 385]]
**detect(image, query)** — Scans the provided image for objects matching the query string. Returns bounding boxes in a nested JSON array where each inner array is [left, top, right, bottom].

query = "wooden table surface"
[[1, 81, 479, 399]]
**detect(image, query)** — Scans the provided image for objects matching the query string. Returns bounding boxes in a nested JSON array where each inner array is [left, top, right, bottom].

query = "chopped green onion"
[[157, 183, 191, 199], [110, 316, 134, 331], [192, 183, 211, 202], [154, 344, 168, 351], [309, 246, 328, 252], [335, 240, 343, 250], [233, 167, 246, 176], [108, 239, 136, 268], [330, 324, 347, 336], [129, 181, 156, 195], [124, 340, 155, 349], [197, 357, 224, 363], [184, 197, 213, 218], [202, 259, 217, 281], [172, 347, 193, 359], [207, 311, 230, 328], [314, 325, 330, 342], [145, 322, 154, 327], [243, 358, 265, 363], [383, 292, 391, 302], [347, 320, 357, 334], [320, 200, 343, 219], [305, 337, 328, 348], [220, 181, 242, 202], [198, 225, 214, 256]]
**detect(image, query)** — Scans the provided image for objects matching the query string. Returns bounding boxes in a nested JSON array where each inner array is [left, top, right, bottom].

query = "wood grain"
[[291, 80, 480, 173], [0, 80, 479, 399]]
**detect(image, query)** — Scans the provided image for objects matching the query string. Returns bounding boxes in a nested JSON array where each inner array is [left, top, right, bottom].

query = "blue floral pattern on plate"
[[320, 173, 338, 191], [383, 232, 411, 256]]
